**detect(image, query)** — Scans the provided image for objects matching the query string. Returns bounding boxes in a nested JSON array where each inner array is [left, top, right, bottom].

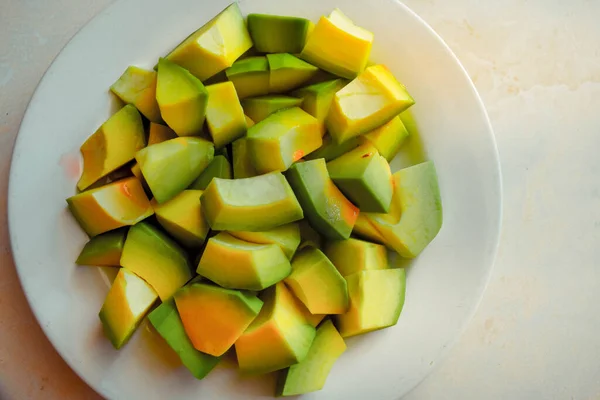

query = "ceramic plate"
[[8, 0, 502, 398]]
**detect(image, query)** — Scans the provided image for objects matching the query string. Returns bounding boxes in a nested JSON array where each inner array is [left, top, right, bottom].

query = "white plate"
[[8, 0, 502, 398]]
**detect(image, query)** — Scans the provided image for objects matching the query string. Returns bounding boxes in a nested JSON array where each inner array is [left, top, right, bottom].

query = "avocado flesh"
[[267, 53, 319, 94], [226, 56, 270, 99], [292, 79, 347, 126], [352, 212, 386, 243], [110, 66, 161, 122], [360, 115, 409, 162], [241, 95, 303, 123], [232, 137, 258, 179], [76, 228, 127, 266], [324, 237, 388, 277], [188, 155, 232, 190], [148, 123, 177, 145], [247, 14, 313, 54], [229, 222, 300, 260], [304, 134, 361, 162], [205, 81, 247, 148]]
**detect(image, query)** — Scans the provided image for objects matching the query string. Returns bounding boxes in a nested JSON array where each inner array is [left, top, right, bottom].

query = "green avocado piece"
[[135, 137, 214, 204], [188, 155, 232, 190], [324, 237, 388, 277], [241, 95, 303, 123], [335, 268, 406, 337], [231, 138, 258, 178], [285, 247, 348, 314], [247, 14, 313, 54], [304, 134, 361, 162], [327, 143, 393, 213], [277, 319, 346, 396], [352, 212, 386, 244], [267, 53, 319, 94], [225, 56, 270, 99], [197, 232, 291, 291], [156, 58, 209, 137], [366, 161, 443, 258], [148, 298, 220, 379], [120, 222, 192, 300], [286, 159, 358, 240], [229, 222, 301, 260], [205, 81, 247, 148], [201, 172, 304, 231], [360, 115, 409, 162], [297, 219, 323, 250], [235, 282, 316, 374], [110, 66, 161, 123], [76, 229, 127, 266], [291, 79, 347, 125]]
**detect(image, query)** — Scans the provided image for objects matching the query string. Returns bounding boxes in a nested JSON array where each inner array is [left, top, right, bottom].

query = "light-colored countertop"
[[1, 1, 599, 399]]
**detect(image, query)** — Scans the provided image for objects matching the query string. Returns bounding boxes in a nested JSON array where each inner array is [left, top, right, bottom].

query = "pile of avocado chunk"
[[67, 4, 443, 396]]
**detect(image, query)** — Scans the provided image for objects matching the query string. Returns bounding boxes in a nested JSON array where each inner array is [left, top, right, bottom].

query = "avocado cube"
[[360, 115, 409, 162], [229, 222, 301, 260], [76, 229, 127, 266], [267, 53, 319, 94], [304, 134, 361, 162], [324, 237, 388, 277], [231, 137, 258, 179], [241, 95, 303, 123], [226, 56, 270, 99], [205, 81, 247, 148], [110, 66, 161, 122], [352, 212, 386, 244], [189, 155, 232, 190], [148, 122, 177, 145], [247, 14, 313, 54], [292, 79, 347, 126]]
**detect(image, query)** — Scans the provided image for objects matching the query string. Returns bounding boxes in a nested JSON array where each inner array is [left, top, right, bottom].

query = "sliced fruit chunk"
[[327, 143, 393, 213], [229, 223, 300, 260], [76, 229, 127, 266], [99, 268, 158, 349], [77, 105, 145, 190], [247, 14, 313, 54], [188, 155, 232, 190], [205, 81, 247, 147], [298, 220, 323, 250], [152, 190, 209, 249], [165, 3, 252, 81], [201, 172, 303, 231], [286, 159, 358, 240], [304, 134, 361, 162], [366, 161, 443, 258], [267, 53, 319, 94], [324, 237, 387, 277], [67, 177, 153, 237], [110, 66, 161, 122], [241, 95, 303, 123], [292, 79, 347, 126], [247, 107, 322, 173], [156, 58, 209, 136], [300, 9, 373, 79], [277, 319, 346, 396], [335, 268, 406, 337], [360, 115, 409, 162], [148, 123, 177, 145], [245, 115, 255, 128], [235, 282, 316, 374], [285, 247, 348, 314], [327, 64, 415, 143], [231, 138, 258, 178], [225, 56, 270, 99], [352, 212, 386, 244], [148, 298, 220, 379], [120, 222, 192, 300], [135, 137, 214, 204], [174, 283, 263, 356], [197, 232, 291, 291]]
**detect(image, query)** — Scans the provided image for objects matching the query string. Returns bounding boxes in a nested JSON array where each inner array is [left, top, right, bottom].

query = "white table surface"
[[1, 1, 599, 399]]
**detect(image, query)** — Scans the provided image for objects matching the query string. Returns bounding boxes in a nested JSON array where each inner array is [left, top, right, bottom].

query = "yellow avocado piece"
[[352, 212, 386, 244], [360, 115, 409, 162], [205, 81, 247, 148], [300, 9, 373, 79], [77, 105, 146, 191], [99, 268, 158, 349], [148, 123, 177, 145], [247, 107, 323, 174], [291, 79, 347, 129], [232, 137, 258, 179], [229, 222, 301, 260], [324, 237, 388, 277], [152, 190, 209, 249], [267, 53, 319, 94], [326, 64, 415, 143], [241, 95, 303, 124], [110, 66, 162, 122], [166, 3, 253, 81], [67, 177, 153, 237], [225, 56, 270, 99]]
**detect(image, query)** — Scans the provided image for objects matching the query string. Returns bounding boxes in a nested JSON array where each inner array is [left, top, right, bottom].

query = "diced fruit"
[[77, 105, 145, 190], [148, 298, 220, 380], [229, 223, 301, 260], [156, 58, 209, 136], [205, 82, 247, 147], [286, 159, 358, 240], [148, 122, 177, 145], [165, 3, 252, 81], [360, 115, 409, 162], [120, 222, 192, 300], [231, 138, 258, 178], [247, 107, 322, 173], [235, 282, 316, 374], [327, 64, 415, 143], [300, 9, 373, 79], [189, 155, 232, 190], [225, 56, 270, 99], [197, 232, 291, 291], [352, 212, 386, 244], [241, 95, 303, 123], [327, 143, 393, 213], [304, 312, 326, 328], [76, 229, 127, 266], [304, 134, 360, 161], [247, 14, 313, 54], [324, 237, 387, 277], [285, 247, 348, 314], [366, 161, 443, 258], [292, 79, 347, 127], [298, 220, 323, 250], [110, 66, 161, 122], [277, 319, 346, 396], [67, 177, 153, 237], [201, 172, 303, 231], [245, 115, 255, 128], [135, 137, 214, 204], [152, 190, 209, 249], [174, 283, 263, 356], [267, 53, 319, 94], [335, 268, 406, 337], [99, 268, 158, 349]]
